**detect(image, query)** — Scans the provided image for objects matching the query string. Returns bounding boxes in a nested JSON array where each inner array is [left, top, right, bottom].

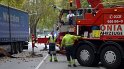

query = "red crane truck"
[[56, 0, 124, 69]]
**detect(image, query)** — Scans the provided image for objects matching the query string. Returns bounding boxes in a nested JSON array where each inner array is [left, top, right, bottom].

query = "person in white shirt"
[[67, 10, 75, 25]]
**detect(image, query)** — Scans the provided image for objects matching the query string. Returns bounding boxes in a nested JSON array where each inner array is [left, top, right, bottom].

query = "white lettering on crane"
[[109, 15, 122, 19], [107, 14, 123, 24], [100, 24, 124, 35], [107, 20, 123, 24]]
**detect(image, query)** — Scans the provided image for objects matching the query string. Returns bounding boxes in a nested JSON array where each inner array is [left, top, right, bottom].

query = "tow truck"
[[55, 0, 124, 69]]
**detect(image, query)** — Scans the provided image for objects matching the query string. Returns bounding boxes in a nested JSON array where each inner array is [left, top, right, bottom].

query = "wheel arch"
[[76, 40, 97, 54], [98, 41, 124, 58]]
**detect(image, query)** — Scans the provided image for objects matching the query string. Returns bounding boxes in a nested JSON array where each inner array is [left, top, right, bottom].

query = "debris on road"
[[0, 47, 17, 58], [0, 50, 46, 65]]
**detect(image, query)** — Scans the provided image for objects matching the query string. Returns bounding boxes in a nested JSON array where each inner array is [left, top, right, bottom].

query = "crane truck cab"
[[56, 8, 85, 43], [55, 7, 97, 53], [55, 9, 79, 54]]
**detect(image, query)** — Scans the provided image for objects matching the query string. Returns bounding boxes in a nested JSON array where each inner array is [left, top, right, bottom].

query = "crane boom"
[[75, 0, 81, 8], [74, 0, 104, 9], [87, 0, 104, 9]]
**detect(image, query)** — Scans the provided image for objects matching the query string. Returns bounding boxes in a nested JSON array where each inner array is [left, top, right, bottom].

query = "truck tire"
[[14, 43, 18, 54], [76, 44, 99, 66], [19, 43, 23, 53], [100, 46, 122, 69], [10, 43, 14, 55]]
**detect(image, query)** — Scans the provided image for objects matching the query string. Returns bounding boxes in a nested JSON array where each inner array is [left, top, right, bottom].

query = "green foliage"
[[78, 0, 124, 8], [0, 0, 26, 9], [61, 0, 68, 9], [102, 0, 124, 7], [80, 0, 89, 8], [23, 0, 58, 34], [37, 0, 58, 30]]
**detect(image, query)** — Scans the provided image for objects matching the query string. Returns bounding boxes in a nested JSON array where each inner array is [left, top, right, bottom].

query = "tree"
[[0, 0, 26, 9], [23, 0, 58, 37], [22, 0, 58, 55]]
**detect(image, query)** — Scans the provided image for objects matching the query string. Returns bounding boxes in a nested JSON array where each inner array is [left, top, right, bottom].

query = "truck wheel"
[[100, 46, 122, 69], [19, 43, 23, 53], [10, 43, 14, 54], [14, 43, 18, 54], [76, 44, 99, 66]]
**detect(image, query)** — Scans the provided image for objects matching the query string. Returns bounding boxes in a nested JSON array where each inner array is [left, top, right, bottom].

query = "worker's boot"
[[72, 59, 77, 67], [49, 56, 52, 62], [73, 64, 77, 67], [68, 61, 71, 67], [54, 56, 58, 62]]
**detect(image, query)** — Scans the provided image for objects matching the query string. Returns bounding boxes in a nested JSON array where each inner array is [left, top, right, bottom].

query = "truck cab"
[[55, 8, 85, 43]]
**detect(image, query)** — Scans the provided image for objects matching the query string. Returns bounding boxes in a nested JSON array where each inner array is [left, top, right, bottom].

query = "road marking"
[[35, 54, 48, 69]]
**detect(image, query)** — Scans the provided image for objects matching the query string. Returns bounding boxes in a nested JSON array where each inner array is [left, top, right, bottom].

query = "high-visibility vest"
[[62, 34, 74, 46], [49, 36, 56, 43], [62, 34, 81, 46]]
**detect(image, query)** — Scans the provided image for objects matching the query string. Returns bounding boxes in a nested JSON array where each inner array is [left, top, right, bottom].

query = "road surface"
[[0, 43, 106, 69], [36, 53, 106, 69]]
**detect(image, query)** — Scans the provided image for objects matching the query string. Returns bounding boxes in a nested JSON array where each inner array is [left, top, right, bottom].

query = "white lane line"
[[35, 54, 48, 69]]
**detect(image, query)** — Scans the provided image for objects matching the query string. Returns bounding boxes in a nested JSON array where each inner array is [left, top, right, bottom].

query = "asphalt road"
[[0, 51, 48, 69], [38, 54, 106, 69], [0, 43, 106, 69], [0, 43, 47, 69]]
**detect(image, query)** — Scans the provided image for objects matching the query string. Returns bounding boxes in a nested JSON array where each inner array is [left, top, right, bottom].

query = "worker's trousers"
[[69, 17, 73, 25], [49, 43, 56, 56], [65, 45, 75, 61]]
